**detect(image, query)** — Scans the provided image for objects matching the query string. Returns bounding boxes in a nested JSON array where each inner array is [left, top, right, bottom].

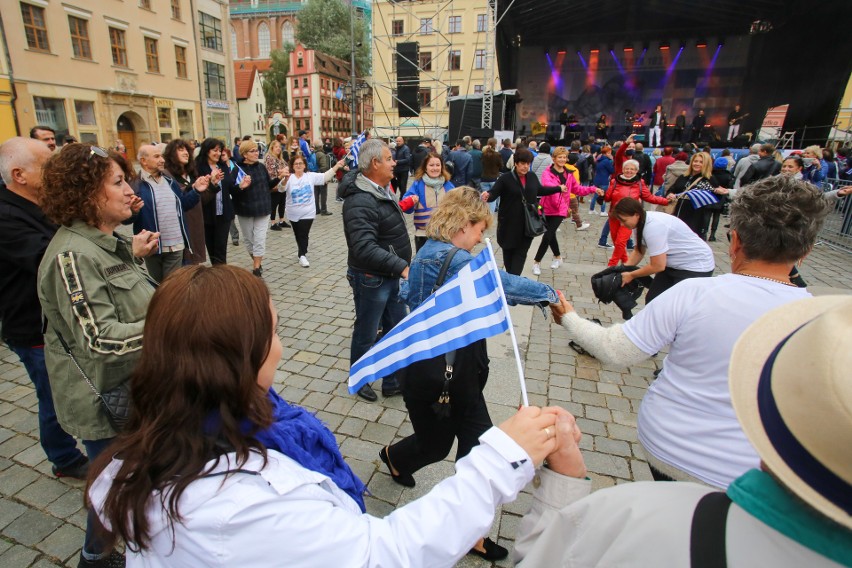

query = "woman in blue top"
[[380, 187, 558, 562], [402, 152, 454, 251]]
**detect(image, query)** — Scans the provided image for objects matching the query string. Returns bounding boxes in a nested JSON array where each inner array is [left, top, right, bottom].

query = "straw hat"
[[728, 295, 851, 529]]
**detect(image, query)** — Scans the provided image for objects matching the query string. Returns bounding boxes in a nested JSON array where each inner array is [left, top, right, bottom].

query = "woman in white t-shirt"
[[613, 198, 715, 302], [281, 153, 343, 267], [550, 176, 829, 488]]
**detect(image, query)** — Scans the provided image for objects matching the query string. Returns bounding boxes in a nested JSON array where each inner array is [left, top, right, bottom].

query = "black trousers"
[[534, 216, 564, 262], [389, 392, 492, 475], [502, 240, 533, 275], [291, 218, 313, 257], [414, 235, 428, 252], [314, 184, 328, 213], [270, 192, 286, 220], [205, 217, 232, 265], [646, 266, 714, 303], [391, 171, 409, 195]]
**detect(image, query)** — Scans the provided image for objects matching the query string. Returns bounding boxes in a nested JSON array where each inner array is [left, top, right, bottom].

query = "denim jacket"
[[399, 239, 557, 311]]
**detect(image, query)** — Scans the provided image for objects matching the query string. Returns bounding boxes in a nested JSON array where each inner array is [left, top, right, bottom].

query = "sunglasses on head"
[[88, 146, 109, 160]]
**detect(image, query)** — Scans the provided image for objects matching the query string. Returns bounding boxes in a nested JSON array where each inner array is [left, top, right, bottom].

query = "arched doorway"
[[117, 114, 137, 162]]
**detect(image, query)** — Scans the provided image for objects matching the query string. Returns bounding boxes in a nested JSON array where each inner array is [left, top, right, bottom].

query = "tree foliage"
[[262, 45, 293, 115], [296, 0, 370, 76]]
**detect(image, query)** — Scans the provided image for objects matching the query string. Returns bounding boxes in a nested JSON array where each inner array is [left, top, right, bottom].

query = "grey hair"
[[622, 159, 640, 171], [472, 139, 481, 149], [730, 175, 829, 263], [0, 137, 45, 184], [749, 143, 761, 154], [357, 139, 388, 173]]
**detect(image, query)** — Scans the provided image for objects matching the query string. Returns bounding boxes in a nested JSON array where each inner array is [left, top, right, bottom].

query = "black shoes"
[[278, 221, 291, 229], [232, 240, 239, 246], [53, 455, 89, 480], [270, 223, 282, 231], [708, 235, 717, 242], [469, 537, 508, 561], [77, 550, 126, 568], [320, 210, 333, 216], [381, 380, 401, 397], [379, 446, 415, 487], [356, 384, 377, 402], [252, 267, 263, 277]]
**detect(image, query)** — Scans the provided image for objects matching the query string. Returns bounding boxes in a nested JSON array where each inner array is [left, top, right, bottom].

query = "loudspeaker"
[[397, 87, 420, 118], [396, 42, 420, 117]]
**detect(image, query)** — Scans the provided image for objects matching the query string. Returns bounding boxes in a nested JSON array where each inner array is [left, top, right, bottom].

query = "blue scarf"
[[209, 390, 366, 512]]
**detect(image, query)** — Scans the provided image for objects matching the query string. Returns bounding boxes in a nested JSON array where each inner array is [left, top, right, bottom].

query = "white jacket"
[[89, 428, 534, 567], [513, 468, 842, 567]]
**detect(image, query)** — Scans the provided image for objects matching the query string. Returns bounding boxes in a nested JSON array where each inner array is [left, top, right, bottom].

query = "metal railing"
[[817, 178, 852, 253]]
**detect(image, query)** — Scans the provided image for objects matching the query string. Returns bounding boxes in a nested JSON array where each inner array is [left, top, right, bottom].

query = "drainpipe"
[[0, 12, 22, 136], [189, 0, 207, 139]]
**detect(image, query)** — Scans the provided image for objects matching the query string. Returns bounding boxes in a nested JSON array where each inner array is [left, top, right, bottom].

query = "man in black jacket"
[[739, 144, 782, 186], [410, 138, 432, 175], [341, 139, 412, 401], [391, 136, 411, 195], [0, 137, 89, 478], [633, 143, 653, 187]]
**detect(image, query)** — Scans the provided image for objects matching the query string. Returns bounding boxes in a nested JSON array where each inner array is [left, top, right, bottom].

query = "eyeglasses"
[[88, 146, 109, 161]]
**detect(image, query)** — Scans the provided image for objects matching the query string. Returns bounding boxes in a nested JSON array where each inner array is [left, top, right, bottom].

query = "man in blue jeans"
[[0, 137, 88, 478], [341, 139, 412, 401]]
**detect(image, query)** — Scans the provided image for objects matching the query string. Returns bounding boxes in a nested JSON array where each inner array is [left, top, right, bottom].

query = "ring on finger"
[[544, 427, 552, 438]]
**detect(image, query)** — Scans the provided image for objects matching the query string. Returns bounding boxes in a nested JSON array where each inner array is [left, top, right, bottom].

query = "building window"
[[419, 51, 432, 72], [304, 119, 309, 131], [257, 22, 270, 58], [303, 98, 309, 110], [447, 85, 459, 102], [477, 14, 487, 32], [448, 16, 461, 34], [177, 109, 193, 138], [21, 3, 50, 52], [293, 78, 299, 88], [448, 50, 461, 71], [230, 26, 237, 57], [294, 99, 299, 110], [68, 16, 91, 60], [145, 38, 160, 73], [474, 84, 484, 94], [419, 88, 431, 108], [281, 21, 294, 46], [139, 0, 151, 9], [74, 101, 96, 125], [392, 20, 404, 36], [109, 28, 128, 67], [297, 56, 304, 67], [391, 88, 397, 108], [158, 107, 172, 129], [175, 45, 188, 78], [199, 12, 223, 52], [207, 111, 230, 140], [302, 77, 308, 87], [419, 18, 433, 34], [171, 0, 181, 20], [474, 49, 486, 70], [203, 61, 227, 100], [33, 97, 68, 140]]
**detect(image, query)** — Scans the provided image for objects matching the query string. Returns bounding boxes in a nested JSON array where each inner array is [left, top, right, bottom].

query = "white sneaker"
[[550, 259, 562, 269], [532, 263, 541, 275], [600, 211, 609, 217], [576, 222, 590, 231], [299, 255, 310, 267]]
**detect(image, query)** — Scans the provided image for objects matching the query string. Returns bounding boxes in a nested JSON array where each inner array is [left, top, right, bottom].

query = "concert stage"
[[495, 0, 852, 148]]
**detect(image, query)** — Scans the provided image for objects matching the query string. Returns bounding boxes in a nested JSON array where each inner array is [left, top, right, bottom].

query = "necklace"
[[735, 272, 797, 287]]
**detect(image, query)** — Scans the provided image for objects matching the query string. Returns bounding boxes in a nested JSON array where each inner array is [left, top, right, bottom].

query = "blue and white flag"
[[349, 131, 368, 165], [234, 162, 247, 186], [348, 246, 509, 394], [687, 189, 720, 209]]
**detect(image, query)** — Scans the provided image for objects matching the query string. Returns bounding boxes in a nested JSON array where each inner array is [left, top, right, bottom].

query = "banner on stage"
[[758, 104, 789, 141], [494, 130, 514, 144]]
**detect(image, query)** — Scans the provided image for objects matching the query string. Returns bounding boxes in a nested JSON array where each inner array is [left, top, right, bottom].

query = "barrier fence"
[[817, 178, 852, 253]]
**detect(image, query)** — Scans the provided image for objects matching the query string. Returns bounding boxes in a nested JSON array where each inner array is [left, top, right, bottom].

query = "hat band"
[[758, 324, 852, 516]]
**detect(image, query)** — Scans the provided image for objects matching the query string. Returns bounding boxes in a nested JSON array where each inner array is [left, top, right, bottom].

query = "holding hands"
[[595, 188, 605, 197], [480, 191, 490, 202], [549, 290, 574, 325], [193, 175, 211, 192], [132, 230, 160, 258], [239, 174, 252, 190], [499, 405, 587, 477], [209, 167, 224, 185]]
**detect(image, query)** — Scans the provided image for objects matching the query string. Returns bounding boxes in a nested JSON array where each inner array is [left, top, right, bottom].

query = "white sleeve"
[[559, 312, 651, 366], [622, 285, 691, 355], [306, 172, 328, 186], [642, 222, 669, 257], [227, 428, 534, 568]]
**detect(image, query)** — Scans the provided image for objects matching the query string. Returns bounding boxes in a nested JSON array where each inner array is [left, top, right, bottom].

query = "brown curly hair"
[[41, 143, 118, 227]]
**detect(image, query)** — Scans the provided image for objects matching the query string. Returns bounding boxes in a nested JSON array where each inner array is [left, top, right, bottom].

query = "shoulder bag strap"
[[433, 246, 461, 375], [690, 491, 732, 568]]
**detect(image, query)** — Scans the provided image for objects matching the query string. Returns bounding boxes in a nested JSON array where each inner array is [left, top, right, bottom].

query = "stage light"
[[623, 44, 633, 52], [696, 39, 707, 48], [590, 47, 599, 54], [659, 41, 670, 51], [557, 50, 566, 55]]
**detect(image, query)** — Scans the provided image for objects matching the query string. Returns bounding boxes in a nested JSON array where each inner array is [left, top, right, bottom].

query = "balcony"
[[229, 1, 304, 15]]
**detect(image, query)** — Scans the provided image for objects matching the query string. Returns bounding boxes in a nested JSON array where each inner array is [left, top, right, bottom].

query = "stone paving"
[[1, 187, 850, 567]]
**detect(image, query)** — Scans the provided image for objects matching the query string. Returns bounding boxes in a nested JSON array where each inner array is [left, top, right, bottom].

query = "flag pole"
[[485, 238, 530, 407]]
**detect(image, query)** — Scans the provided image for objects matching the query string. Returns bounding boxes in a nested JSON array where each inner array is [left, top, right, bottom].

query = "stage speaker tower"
[[396, 42, 420, 118]]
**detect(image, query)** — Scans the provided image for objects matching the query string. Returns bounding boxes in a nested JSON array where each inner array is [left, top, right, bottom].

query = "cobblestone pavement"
[[1, 188, 850, 567]]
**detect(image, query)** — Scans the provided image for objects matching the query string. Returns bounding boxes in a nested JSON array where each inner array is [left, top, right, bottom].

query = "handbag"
[[431, 247, 460, 419], [54, 329, 131, 430], [665, 176, 703, 215], [520, 179, 547, 237]]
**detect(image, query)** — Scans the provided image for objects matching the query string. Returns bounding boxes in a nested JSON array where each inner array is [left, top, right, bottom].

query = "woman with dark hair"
[[666, 152, 728, 240], [164, 139, 210, 265], [595, 114, 608, 140], [86, 264, 564, 567], [822, 148, 837, 179], [552, 176, 829, 488], [38, 143, 160, 567], [195, 138, 243, 265], [612, 198, 714, 302], [265, 139, 290, 231], [781, 155, 804, 179], [481, 148, 567, 275], [401, 152, 454, 251]]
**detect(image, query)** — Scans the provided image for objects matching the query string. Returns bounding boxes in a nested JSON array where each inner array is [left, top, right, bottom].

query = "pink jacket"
[[540, 165, 597, 217]]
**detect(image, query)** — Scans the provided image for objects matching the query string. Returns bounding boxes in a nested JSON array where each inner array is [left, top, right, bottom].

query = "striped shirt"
[[140, 170, 183, 248]]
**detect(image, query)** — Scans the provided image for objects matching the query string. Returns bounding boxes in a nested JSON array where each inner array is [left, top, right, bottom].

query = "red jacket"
[[653, 155, 676, 186], [604, 175, 668, 207]]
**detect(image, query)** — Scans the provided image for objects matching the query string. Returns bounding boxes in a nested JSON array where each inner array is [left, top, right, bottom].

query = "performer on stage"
[[727, 104, 747, 141], [559, 107, 569, 140], [673, 110, 687, 144], [648, 105, 666, 148], [690, 109, 706, 143], [595, 115, 608, 140], [624, 109, 634, 138]]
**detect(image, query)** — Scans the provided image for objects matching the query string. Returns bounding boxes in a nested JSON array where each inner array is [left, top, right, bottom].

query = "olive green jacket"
[[38, 220, 155, 440]]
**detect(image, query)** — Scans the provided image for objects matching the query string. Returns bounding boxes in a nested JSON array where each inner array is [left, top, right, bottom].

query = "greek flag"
[[234, 163, 247, 186], [349, 131, 368, 164], [348, 246, 509, 394], [687, 189, 720, 209]]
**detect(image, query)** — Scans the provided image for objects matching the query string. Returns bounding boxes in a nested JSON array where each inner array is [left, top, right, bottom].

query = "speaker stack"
[[396, 42, 420, 118]]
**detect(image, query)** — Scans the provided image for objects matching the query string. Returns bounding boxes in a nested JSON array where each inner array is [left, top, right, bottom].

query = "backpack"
[[307, 152, 318, 172], [326, 152, 337, 173]]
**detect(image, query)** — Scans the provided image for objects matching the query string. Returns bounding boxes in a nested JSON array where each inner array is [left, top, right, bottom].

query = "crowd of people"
[[0, 124, 850, 567]]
